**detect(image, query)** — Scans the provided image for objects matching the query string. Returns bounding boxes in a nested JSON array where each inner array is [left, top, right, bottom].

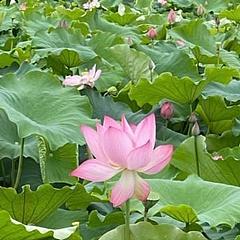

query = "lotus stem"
[[124, 200, 131, 240], [194, 136, 201, 177], [0, 160, 6, 186], [14, 138, 25, 189]]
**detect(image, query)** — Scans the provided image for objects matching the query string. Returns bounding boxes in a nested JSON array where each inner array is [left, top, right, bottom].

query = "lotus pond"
[[0, 0, 240, 239]]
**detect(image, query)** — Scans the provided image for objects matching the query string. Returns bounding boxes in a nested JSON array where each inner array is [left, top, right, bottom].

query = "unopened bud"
[[124, 37, 133, 46], [158, 0, 167, 6], [58, 20, 69, 29], [167, 9, 177, 24], [188, 112, 197, 123], [196, 4, 205, 16], [147, 27, 157, 39], [176, 39, 185, 47], [160, 102, 174, 120], [191, 122, 200, 136]]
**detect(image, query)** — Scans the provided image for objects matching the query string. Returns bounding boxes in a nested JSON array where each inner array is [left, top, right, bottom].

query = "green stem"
[[11, 159, 15, 187], [1, 160, 6, 186], [14, 138, 25, 189], [124, 200, 131, 240], [187, 122, 193, 136], [194, 136, 200, 177], [143, 206, 148, 222]]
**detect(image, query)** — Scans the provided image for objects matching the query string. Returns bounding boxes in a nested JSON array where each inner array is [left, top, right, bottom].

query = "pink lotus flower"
[[167, 9, 177, 24], [63, 65, 101, 90], [147, 27, 157, 39], [71, 114, 173, 207], [158, 0, 167, 6]]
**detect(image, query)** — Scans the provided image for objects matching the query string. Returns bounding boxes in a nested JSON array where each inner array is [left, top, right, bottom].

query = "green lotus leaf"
[[38, 137, 77, 184], [0, 71, 95, 150], [0, 210, 77, 240], [0, 111, 38, 160], [129, 73, 207, 106], [109, 44, 151, 83], [32, 28, 97, 63], [170, 19, 216, 54], [161, 204, 198, 224], [172, 136, 240, 186], [99, 222, 206, 240], [220, 5, 240, 22], [204, 66, 240, 84], [203, 80, 240, 102], [149, 175, 240, 227], [197, 96, 240, 134], [0, 184, 76, 224], [136, 44, 200, 79]]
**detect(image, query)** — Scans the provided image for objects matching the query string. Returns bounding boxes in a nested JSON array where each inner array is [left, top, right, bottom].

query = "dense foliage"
[[1, 0, 240, 239]]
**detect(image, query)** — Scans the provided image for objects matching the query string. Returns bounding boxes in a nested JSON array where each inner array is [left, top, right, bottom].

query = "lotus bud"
[[158, 0, 167, 6], [196, 4, 205, 16], [147, 27, 157, 39], [160, 102, 174, 120], [58, 20, 69, 29], [188, 112, 197, 123], [176, 39, 185, 47], [191, 122, 200, 136], [167, 9, 177, 24], [124, 36, 133, 46]]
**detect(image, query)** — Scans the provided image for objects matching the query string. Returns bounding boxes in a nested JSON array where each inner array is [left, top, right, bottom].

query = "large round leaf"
[[0, 210, 77, 240], [99, 222, 206, 240], [0, 111, 38, 160], [0, 71, 95, 150], [148, 176, 240, 228]]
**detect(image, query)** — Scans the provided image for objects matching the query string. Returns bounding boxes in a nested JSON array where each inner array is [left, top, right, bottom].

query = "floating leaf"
[[0, 71, 95, 150], [99, 222, 206, 239]]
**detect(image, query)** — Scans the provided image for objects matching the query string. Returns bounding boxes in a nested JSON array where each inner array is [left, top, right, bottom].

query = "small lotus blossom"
[[167, 9, 177, 24], [10, 0, 16, 4], [63, 65, 101, 90], [147, 27, 157, 39], [158, 0, 167, 6], [196, 4, 205, 16], [160, 102, 174, 120], [176, 39, 185, 47], [83, 0, 100, 11], [71, 114, 173, 207]]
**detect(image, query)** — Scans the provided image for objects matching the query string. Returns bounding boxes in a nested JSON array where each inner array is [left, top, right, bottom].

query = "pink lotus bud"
[[176, 39, 185, 47], [147, 27, 157, 39], [191, 122, 200, 136], [167, 9, 177, 24], [196, 4, 205, 16], [160, 102, 174, 120], [158, 0, 167, 6]]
